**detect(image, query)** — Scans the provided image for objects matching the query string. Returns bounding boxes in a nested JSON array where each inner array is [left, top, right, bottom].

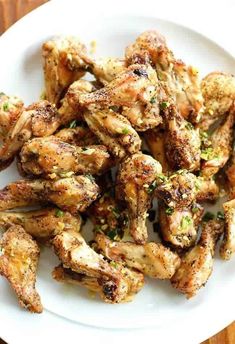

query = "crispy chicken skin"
[[52, 264, 144, 303], [226, 151, 235, 199], [0, 93, 24, 140], [55, 126, 99, 146], [125, 31, 203, 121], [158, 202, 203, 249], [0, 101, 59, 170], [220, 199, 235, 260], [201, 105, 235, 178], [200, 72, 235, 130], [0, 225, 42, 313], [116, 153, 162, 244], [52, 230, 144, 303], [42, 36, 92, 106], [80, 64, 165, 131], [96, 233, 180, 279], [0, 208, 82, 242], [0, 176, 99, 214], [144, 127, 171, 173], [195, 177, 220, 202], [84, 108, 141, 159], [163, 105, 201, 171], [20, 137, 114, 178], [91, 57, 126, 84], [171, 219, 224, 298]]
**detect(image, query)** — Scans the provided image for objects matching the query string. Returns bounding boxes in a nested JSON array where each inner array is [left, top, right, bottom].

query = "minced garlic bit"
[[208, 109, 214, 115]]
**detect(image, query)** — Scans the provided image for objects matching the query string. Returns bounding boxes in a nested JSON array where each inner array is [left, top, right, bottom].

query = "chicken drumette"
[[116, 153, 162, 244], [0, 225, 42, 313], [55, 125, 99, 146], [0, 175, 99, 214]]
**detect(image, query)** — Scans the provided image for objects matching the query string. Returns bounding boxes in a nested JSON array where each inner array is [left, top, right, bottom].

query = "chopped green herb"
[[94, 225, 103, 233], [112, 207, 120, 219], [69, 120, 77, 129], [157, 174, 168, 183], [160, 101, 170, 110], [147, 180, 157, 194], [165, 207, 174, 215], [122, 128, 129, 135], [201, 147, 214, 161], [153, 222, 160, 233], [110, 261, 118, 268], [200, 131, 208, 139], [55, 209, 64, 218], [192, 205, 199, 214], [3, 102, 9, 111], [109, 105, 119, 112], [107, 229, 118, 240], [181, 215, 193, 230], [150, 97, 156, 104], [217, 211, 225, 220], [185, 122, 194, 130], [202, 211, 215, 222], [85, 174, 95, 182]]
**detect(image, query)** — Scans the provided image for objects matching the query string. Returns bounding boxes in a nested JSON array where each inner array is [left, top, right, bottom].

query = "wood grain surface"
[[0, 1, 234, 343]]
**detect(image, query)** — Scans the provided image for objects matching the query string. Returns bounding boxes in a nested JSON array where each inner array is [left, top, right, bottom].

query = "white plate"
[[0, 0, 235, 343]]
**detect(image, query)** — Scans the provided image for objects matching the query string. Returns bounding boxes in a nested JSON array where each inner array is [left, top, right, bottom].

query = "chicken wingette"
[[0, 225, 42, 313], [84, 108, 141, 159], [116, 153, 162, 244], [96, 233, 180, 279], [42, 36, 92, 106], [91, 57, 126, 85], [0, 208, 82, 242], [19, 137, 114, 178], [52, 230, 144, 303], [171, 219, 224, 298], [0, 176, 99, 214], [125, 30, 203, 122]]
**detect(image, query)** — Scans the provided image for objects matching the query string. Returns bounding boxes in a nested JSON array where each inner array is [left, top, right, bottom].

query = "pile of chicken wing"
[[0, 30, 235, 313]]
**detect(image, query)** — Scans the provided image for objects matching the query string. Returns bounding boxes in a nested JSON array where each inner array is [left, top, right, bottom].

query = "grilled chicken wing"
[[80, 64, 165, 131], [200, 72, 235, 130], [0, 208, 82, 242], [96, 233, 180, 279], [195, 177, 220, 202], [0, 93, 24, 140], [0, 225, 42, 312], [220, 199, 235, 260], [144, 127, 171, 173], [171, 219, 224, 298], [116, 153, 162, 244], [91, 57, 126, 84], [55, 126, 99, 146], [42, 36, 92, 106], [201, 105, 235, 178], [52, 263, 144, 303], [125, 30, 203, 121], [84, 108, 141, 159], [158, 202, 203, 249], [0, 176, 99, 214], [20, 136, 114, 178], [0, 101, 59, 170], [52, 230, 144, 303], [163, 105, 201, 171]]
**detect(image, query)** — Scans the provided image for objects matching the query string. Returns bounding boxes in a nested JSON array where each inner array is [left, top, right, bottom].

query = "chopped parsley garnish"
[[150, 97, 156, 104], [165, 207, 174, 215], [201, 147, 214, 161], [55, 209, 64, 218], [157, 174, 168, 183], [181, 215, 193, 230], [217, 211, 225, 220], [160, 101, 170, 110], [192, 205, 200, 213], [202, 211, 215, 222], [109, 105, 119, 112], [112, 207, 120, 219], [3, 102, 9, 111], [69, 120, 77, 129], [107, 229, 118, 240], [147, 180, 158, 194], [94, 225, 103, 233], [122, 128, 129, 135], [200, 131, 208, 140], [185, 122, 194, 130]]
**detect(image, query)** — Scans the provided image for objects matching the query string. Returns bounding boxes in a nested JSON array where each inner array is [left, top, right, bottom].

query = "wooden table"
[[0, 1, 234, 343]]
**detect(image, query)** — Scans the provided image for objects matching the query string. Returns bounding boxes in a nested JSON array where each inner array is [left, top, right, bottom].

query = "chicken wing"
[[158, 202, 203, 249], [163, 105, 201, 171], [125, 30, 203, 121], [55, 126, 99, 146], [96, 233, 180, 279], [171, 219, 224, 298], [226, 151, 235, 199], [91, 57, 126, 84], [0, 208, 82, 242], [0, 225, 42, 312], [19, 136, 114, 178], [42, 36, 92, 106], [52, 230, 144, 303], [201, 105, 235, 178], [0, 93, 23, 140], [116, 153, 162, 244], [220, 199, 235, 260], [0, 176, 99, 214], [0, 101, 59, 170], [84, 108, 141, 159], [80, 64, 165, 131], [199, 72, 235, 130]]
